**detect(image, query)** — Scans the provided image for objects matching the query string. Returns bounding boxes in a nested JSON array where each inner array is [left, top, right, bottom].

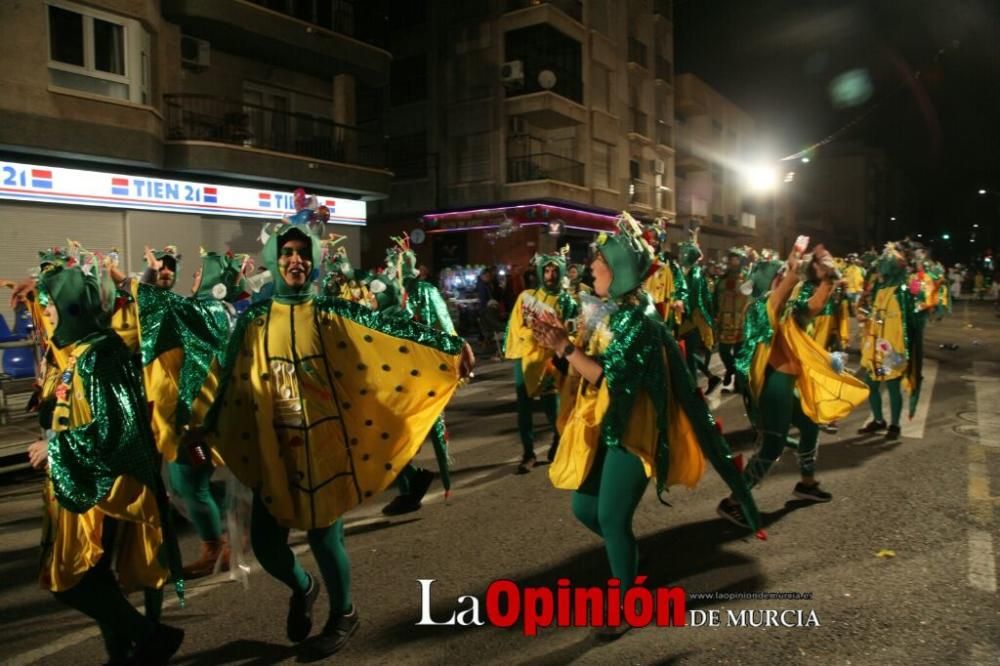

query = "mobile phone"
[[793, 235, 810, 254]]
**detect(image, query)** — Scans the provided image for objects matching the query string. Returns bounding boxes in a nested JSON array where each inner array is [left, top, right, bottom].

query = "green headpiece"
[[260, 221, 323, 304], [679, 228, 703, 267], [385, 233, 418, 281], [531, 245, 569, 296], [748, 256, 783, 298], [38, 261, 115, 348], [37, 245, 73, 270], [593, 212, 657, 299], [877, 242, 907, 282], [321, 233, 353, 277], [195, 248, 249, 302], [153, 245, 181, 269], [366, 270, 405, 315]]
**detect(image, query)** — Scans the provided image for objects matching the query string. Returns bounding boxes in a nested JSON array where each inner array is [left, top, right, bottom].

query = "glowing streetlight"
[[942, 233, 951, 240], [746, 164, 779, 193], [974, 223, 979, 228], [978, 189, 987, 195], [801, 157, 810, 163], [890, 216, 896, 221]]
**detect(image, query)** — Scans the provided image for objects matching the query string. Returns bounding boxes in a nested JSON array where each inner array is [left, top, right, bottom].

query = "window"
[[629, 159, 641, 180], [47, 1, 150, 104], [592, 141, 614, 189]]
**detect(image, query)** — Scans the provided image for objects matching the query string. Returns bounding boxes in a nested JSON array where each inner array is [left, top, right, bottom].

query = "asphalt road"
[[1, 301, 998, 665]]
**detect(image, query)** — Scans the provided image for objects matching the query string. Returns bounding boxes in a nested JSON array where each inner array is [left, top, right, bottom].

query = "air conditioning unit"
[[651, 159, 666, 175], [181, 36, 210, 69], [509, 116, 527, 136], [500, 60, 524, 86]]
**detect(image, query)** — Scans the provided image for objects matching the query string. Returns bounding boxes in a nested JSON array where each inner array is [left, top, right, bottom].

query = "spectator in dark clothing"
[[476, 268, 495, 308]]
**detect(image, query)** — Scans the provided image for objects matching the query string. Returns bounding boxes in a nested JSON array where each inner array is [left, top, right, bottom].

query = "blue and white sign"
[[0, 161, 366, 225]]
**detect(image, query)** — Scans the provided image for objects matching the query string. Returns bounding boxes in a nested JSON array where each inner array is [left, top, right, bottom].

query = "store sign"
[[0, 160, 366, 225]]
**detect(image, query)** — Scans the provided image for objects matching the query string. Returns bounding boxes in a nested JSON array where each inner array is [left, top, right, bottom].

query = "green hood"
[[262, 224, 323, 304], [38, 265, 113, 348], [594, 233, 653, 299], [877, 243, 907, 284], [367, 272, 405, 315], [533, 251, 567, 296], [195, 251, 248, 302]]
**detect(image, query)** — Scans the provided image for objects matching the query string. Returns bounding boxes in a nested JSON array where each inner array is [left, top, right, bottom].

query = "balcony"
[[628, 179, 653, 208], [628, 108, 649, 138], [675, 76, 709, 116], [506, 90, 587, 129], [655, 122, 674, 149], [654, 56, 673, 85], [507, 153, 584, 186], [164, 94, 391, 197], [627, 37, 648, 68], [656, 187, 675, 213], [162, 0, 390, 86], [504, 0, 582, 22]]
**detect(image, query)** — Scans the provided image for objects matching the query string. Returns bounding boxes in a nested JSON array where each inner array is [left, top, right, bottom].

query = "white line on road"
[[967, 529, 998, 594], [901, 359, 938, 439], [971, 362, 1000, 448]]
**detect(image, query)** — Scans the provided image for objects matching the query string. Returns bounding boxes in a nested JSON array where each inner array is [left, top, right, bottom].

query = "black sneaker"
[[885, 425, 901, 441], [381, 470, 434, 516], [516, 455, 536, 474], [129, 623, 184, 666], [721, 373, 735, 393], [716, 499, 750, 528], [793, 482, 832, 503], [857, 420, 887, 435], [287, 574, 321, 643], [313, 605, 360, 657], [706, 375, 723, 395]]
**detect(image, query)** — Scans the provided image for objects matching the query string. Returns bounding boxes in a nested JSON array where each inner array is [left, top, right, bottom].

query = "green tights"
[[514, 362, 559, 459], [571, 445, 649, 588], [251, 493, 351, 615], [865, 376, 903, 427], [743, 369, 819, 488], [167, 460, 222, 542]]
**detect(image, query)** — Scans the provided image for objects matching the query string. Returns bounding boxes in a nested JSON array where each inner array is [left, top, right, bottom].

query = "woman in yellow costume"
[[27, 258, 185, 665], [642, 220, 687, 330], [322, 235, 374, 306], [718, 243, 869, 527], [194, 203, 474, 658], [857, 242, 924, 441], [532, 213, 761, 637]]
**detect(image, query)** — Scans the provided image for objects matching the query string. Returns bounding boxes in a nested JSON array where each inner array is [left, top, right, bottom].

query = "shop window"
[[47, 1, 150, 104]]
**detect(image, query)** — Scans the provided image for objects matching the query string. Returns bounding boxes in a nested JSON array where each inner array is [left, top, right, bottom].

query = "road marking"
[[966, 361, 998, 597], [967, 529, 997, 593], [971, 362, 1000, 448], [901, 359, 937, 439]]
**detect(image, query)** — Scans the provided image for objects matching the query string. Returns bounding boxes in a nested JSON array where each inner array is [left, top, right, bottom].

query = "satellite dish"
[[538, 69, 557, 90], [411, 228, 426, 245]]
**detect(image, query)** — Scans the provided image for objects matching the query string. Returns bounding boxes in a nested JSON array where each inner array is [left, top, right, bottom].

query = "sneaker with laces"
[[716, 499, 750, 528], [287, 574, 321, 643], [857, 420, 887, 434], [313, 605, 360, 657], [381, 470, 434, 516], [793, 482, 832, 502]]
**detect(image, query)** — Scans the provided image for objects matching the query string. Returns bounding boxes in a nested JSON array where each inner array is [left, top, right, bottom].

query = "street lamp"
[[890, 216, 897, 221], [746, 164, 779, 193], [978, 189, 987, 195], [942, 233, 951, 240]]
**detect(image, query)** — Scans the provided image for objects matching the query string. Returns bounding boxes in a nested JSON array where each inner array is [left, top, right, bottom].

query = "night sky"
[[674, 0, 1000, 245]]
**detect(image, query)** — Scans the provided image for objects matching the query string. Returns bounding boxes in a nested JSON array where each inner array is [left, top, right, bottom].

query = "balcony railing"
[[504, 0, 583, 22], [627, 37, 648, 67], [507, 153, 584, 186], [628, 179, 652, 206], [629, 108, 648, 136], [654, 56, 673, 84], [164, 94, 386, 169]]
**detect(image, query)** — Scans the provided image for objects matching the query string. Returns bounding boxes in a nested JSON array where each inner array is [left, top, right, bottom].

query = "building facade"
[[673, 73, 760, 259], [0, 0, 391, 321], [365, 0, 678, 272]]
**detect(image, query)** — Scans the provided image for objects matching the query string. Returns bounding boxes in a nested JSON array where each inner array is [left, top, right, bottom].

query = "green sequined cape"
[[404, 278, 457, 335]]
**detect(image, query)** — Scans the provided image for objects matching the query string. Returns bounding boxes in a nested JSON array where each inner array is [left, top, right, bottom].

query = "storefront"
[[0, 158, 367, 322]]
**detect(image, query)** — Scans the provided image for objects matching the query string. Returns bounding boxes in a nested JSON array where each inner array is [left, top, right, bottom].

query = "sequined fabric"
[[735, 298, 773, 380], [404, 278, 457, 335]]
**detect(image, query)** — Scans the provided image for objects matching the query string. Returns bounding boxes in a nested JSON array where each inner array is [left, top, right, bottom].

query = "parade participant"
[[375, 234, 459, 516], [745, 248, 783, 301], [564, 263, 592, 298], [193, 203, 474, 657], [322, 235, 374, 306], [532, 213, 760, 633], [718, 242, 869, 526], [504, 246, 580, 471], [858, 242, 924, 441], [28, 258, 185, 664], [843, 253, 866, 315], [676, 229, 721, 392], [642, 221, 687, 330], [714, 247, 751, 392]]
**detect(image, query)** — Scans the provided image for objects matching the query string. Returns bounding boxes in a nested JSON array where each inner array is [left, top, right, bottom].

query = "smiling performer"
[[532, 214, 760, 635], [193, 194, 474, 657], [504, 246, 580, 471]]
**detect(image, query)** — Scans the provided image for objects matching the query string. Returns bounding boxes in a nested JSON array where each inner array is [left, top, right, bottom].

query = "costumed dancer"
[[504, 246, 580, 472], [714, 247, 751, 393], [676, 229, 721, 393], [322, 234, 374, 307], [718, 242, 869, 527], [642, 220, 688, 331], [192, 199, 474, 657], [564, 263, 592, 299], [27, 256, 186, 664], [375, 234, 460, 516], [532, 213, 760, 639], [857, 242, 925, 442], [843, 253, 866, 316]]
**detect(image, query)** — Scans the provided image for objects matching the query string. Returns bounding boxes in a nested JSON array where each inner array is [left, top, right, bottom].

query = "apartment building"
[[673, 73, 760, 259], [0, 0, 391, 320], [364, 0, 678, 271]]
